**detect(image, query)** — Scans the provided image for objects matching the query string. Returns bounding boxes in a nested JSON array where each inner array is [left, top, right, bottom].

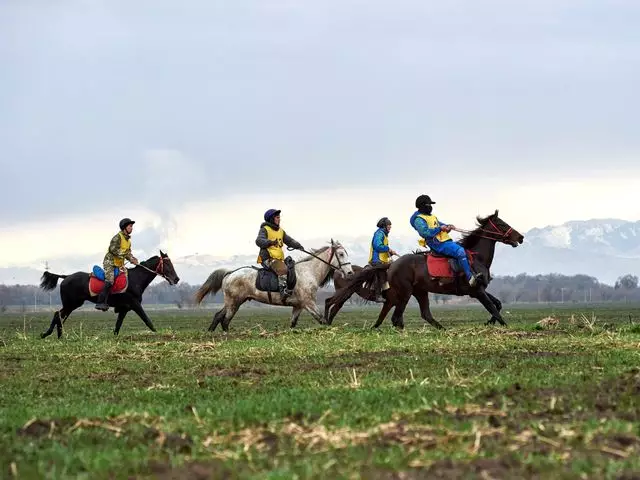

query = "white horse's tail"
[[194, 269, 228, 305]]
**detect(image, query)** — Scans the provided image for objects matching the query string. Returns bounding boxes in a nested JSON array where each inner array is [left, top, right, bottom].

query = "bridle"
[[136, 255, 174, 283], [454, 218, 514, 244]]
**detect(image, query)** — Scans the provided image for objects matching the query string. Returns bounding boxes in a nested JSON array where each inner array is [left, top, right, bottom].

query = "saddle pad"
[[426, 255, 456, 278], [89, 273, 128, 296], [426, 251, 476, 278]]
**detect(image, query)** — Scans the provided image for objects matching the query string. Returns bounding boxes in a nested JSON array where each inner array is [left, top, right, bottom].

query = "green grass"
[[1, 304, 640, 479]]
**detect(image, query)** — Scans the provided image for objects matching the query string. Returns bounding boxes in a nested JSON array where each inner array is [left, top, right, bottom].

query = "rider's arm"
[[372, 230, 389, 252], [108, 234, 121, 257], [413, 216, 442, 240], [255, 227, 274, 247], [283, 231, 302, 250]]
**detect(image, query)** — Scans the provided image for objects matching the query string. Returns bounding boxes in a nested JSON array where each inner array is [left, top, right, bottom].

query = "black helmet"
[[119, 218, 135, 230], [415, 195, 436, 209], [376, 217, 392, 228]]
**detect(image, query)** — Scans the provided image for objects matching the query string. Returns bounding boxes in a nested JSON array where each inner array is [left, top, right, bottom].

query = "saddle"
[[254, 257, 297, 294], [426, 251, 476, 281], [88, 266, 128, 296]]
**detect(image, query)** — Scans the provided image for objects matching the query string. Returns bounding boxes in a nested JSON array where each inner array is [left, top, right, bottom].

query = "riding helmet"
[[415, 195, 436, 209], [264, 209, 281, 222], [119, 218, 135, 230]]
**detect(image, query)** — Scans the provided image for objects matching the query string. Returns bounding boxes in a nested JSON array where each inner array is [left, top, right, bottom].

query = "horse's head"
[[330, 239, 354, 277], [478, 210, 525, 247], [153, 250, 180, 285]]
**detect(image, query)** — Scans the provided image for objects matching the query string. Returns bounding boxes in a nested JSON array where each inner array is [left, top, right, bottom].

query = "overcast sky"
[[1, 0, 639, 267]]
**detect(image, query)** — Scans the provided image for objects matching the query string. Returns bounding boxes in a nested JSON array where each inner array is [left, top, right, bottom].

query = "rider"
[[410, 195, 481, 287], [95, 218, 139, 311], [256, 209, 304, 301], [368, 217, 398, 301]]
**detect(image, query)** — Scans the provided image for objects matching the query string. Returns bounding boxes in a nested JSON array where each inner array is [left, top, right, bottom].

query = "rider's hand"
[[297, 245, 304, 250], [390, 249, 398, 256], [132, 257, 139, 265]]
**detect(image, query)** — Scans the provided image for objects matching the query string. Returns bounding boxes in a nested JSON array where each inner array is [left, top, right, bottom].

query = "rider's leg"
[[266, 259, 290, 301], [96, 262, 114, 311], [434, 241, 480, 286]]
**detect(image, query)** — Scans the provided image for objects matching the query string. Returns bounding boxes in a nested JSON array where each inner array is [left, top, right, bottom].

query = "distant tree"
[[615, 274, 639, 290]]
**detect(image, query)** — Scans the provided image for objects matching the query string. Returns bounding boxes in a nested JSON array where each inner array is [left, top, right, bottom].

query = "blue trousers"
[[430, 240, 473, 280]]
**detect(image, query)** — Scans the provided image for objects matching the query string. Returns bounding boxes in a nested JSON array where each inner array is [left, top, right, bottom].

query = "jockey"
[[410, 195, 481, 287], [256, 209, 304, 301], [95, 218, 139, 311], [368, 217, 398, 301]]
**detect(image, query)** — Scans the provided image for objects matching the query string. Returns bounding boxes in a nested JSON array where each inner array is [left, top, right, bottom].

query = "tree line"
[[1, 273, 639, 311]]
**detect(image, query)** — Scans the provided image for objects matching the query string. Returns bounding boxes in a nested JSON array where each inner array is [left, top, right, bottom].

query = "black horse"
[[39, 251, 180, 338]]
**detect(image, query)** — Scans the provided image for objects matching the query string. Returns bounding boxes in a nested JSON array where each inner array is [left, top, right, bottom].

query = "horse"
[[39, 251, 180, 338], [324, 211, 524, 329], [193, 240, 354, 332]]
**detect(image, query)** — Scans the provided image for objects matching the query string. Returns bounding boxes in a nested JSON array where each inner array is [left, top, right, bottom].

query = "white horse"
[[193, 240, 354, 332]]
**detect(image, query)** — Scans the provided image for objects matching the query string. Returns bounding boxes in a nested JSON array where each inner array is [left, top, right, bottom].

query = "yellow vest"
[[257, 225, 285, 263], [111, 232, 131, 267], [417, 213, 451, 247], [369, 232, 390, 264]]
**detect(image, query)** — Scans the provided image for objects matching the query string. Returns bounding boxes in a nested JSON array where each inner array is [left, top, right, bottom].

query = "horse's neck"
[[299, 250, 332, 283], [474, 237, 497, 267], [131, 263, 157, 292]]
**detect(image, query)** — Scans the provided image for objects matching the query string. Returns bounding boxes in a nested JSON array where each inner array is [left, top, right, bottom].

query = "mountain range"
[[1, 219, 639, 286]]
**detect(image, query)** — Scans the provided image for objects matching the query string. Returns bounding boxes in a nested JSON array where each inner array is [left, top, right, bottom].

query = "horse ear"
[[159, 249, 165, 256], [330, 238, 335, 246], [494, 209, 499, 217]]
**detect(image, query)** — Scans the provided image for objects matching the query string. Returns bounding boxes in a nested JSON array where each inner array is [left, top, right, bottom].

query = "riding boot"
[[278, 276, 290, 304], [95, 281, 112, 311]]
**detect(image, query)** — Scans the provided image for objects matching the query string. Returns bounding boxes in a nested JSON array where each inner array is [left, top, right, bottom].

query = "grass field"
[[1, 304, 640, 479]]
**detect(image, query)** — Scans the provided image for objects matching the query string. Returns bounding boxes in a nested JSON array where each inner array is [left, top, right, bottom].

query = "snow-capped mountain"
[[1, 219, 639, 286], [524, 219, 640, 257]]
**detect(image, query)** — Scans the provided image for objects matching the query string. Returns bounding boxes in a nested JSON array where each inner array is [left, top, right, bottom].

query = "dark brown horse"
[[325, 211, 524, 329]]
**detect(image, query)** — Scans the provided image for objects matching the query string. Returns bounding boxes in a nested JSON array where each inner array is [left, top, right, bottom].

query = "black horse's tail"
[[326, 267, 379, 310], [40, 271, 67, 291], [194, 269, 228, 305]]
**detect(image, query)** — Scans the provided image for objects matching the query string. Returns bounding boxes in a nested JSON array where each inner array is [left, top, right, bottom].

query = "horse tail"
[[327, 267, 379, 309], [40, 271, 66, 291], [194, 269, 228, 305]]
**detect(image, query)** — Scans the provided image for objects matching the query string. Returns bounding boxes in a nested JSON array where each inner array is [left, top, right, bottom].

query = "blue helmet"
[[264, 209, 281, 222]]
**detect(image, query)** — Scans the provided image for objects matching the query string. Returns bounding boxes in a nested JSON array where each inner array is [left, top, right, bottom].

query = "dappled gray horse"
[[194, 240, 353, 332]]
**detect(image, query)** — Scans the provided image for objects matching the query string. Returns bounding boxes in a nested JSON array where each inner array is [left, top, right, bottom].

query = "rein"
[[134, 256, 170, 281], [288, 246, 351, 272], [453, 220, 513, 243]]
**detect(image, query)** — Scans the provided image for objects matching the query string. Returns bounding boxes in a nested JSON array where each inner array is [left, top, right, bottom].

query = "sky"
[[1, 0, 639, 268]]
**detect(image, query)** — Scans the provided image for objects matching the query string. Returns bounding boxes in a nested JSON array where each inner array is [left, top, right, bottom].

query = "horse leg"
[[41, 310, 61, 339], [208, 307, 226, 332], [485, 292, 503, 325], [414, 292, 444, 330], [372, 299, 394, 329], [472, 288, 507, 326], [290, 307, 303, 328], [129, 300, 157, 332], [326, 297, 348, 325], [114, 310, 129, 336], [302, 302, 324, 325], [390, 291, 412, 330], [221, 304, 242, 332]]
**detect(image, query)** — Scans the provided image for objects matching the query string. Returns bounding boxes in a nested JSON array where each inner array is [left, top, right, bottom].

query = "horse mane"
[[458, 214, 494, 249], [295, 246, 330, 264]]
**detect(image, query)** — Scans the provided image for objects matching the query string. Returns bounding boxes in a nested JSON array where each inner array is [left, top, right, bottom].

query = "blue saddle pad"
[[92, 265, 120, 281]]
